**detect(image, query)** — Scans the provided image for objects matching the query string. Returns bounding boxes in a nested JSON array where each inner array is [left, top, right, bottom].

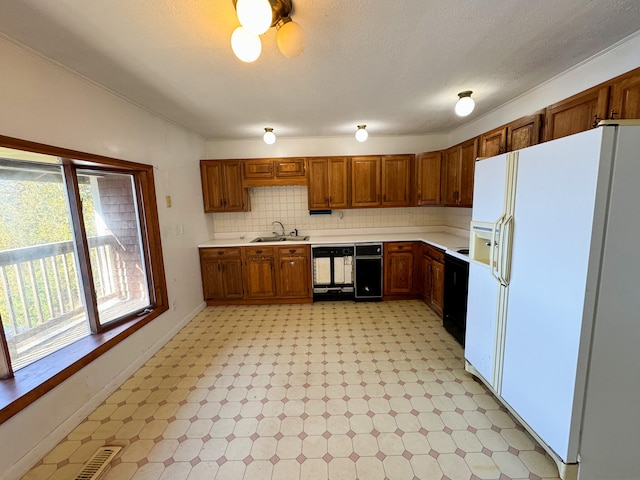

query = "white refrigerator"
[[465, 122, 640, 480]]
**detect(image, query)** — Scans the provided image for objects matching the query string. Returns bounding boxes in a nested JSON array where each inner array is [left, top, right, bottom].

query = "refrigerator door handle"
[[490, 214, 505, 282], [498, 215, 514, 286]]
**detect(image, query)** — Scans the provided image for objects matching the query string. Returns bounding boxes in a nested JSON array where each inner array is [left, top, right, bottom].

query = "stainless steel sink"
[[250, 235, 309, 243], [250, 236, 282, 243], [282, 236, 309, 242]]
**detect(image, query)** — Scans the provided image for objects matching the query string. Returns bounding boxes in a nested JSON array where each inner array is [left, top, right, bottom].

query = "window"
[[0, 136, 167, 421]]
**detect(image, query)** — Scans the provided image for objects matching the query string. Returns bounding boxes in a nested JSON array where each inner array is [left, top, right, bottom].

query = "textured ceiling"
[[0, 0, 639, 140]]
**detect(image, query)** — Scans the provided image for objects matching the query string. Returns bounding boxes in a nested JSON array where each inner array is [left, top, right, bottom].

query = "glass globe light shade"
[[276, 19, 305, 57], [355, 126, 368, 142], [236, 0, 273, 35], [263, 128, 276, 145], [455, 92, 475, 117], [231, 26, 262, 63]]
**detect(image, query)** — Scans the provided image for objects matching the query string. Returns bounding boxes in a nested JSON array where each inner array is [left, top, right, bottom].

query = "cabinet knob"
[[290, 261, 295, 267], [592, 114, 601, 128], [610, 109, 618, 119], [217, 251, 224, 255]]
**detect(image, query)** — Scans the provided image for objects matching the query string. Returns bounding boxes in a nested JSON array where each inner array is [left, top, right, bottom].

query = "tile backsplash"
[[209, 186, 471, 235]]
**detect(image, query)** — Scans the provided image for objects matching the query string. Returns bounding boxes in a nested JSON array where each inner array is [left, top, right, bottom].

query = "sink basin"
[[250, 235, 309, 243], [250, 236, 283, 243], [282, 236, 309, 242]]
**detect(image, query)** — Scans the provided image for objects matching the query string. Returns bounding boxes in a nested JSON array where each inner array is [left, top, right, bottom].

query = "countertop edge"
[[198, 231, 470, 262]]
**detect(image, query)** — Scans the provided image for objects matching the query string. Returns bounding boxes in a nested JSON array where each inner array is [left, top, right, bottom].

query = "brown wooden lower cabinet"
[[421, 244, 445, 317], [276, 245, 312, 298], [243, 247, 277, 299], [200, 245, 311, 305], [383, 242, 419, 297], [200, 248, 244, 301]]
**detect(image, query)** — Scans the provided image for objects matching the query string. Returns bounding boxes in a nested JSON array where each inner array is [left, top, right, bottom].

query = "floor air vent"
[[74, 446, 122, 480]]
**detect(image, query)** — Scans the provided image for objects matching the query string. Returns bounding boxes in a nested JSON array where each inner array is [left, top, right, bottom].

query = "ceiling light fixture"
[[455, 91, 475, 117], [231, 0, 305, 63], [263, 127, 276, 144], [355, 125, 368, 142]]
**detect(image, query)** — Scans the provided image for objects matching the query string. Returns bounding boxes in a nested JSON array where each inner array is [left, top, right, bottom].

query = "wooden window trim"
[[0, 135, 168, 425]]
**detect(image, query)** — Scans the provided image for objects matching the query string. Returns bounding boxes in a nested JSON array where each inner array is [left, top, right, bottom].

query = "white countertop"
[[198, 227, 471, 262]]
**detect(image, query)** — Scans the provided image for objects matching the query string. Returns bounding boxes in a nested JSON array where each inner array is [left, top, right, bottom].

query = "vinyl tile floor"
[[23, 301, 561, 480]]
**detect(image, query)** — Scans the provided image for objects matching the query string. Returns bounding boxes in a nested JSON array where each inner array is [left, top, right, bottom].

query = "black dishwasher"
[[443, 254, 469, 346]]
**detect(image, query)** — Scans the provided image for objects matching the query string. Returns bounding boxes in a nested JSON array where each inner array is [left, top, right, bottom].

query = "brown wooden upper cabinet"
[[441, 138, 478, 207], [479, 113, 544, 157], [609, 69, 640, 120], [381, 155, 412, 207], [243, 157, 307, 187], [479, 126, 507, 157], [544, 85, 610, 141], [351, 156, 381, 208], [351, 155, 413, 208], [507, 112, 543, 151], [200, 160, 249, 213], [415, 151, 441, 206], [307, 157, 349, 210]]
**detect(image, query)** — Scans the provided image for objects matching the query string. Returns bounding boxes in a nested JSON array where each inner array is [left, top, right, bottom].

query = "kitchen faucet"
[[271, 221, 285, 238]]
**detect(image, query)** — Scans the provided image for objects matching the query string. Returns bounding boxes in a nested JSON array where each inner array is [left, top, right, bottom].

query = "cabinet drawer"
[[244, 159, 273, 178], [386, 242, 413, 253], [275, 158, 306, 177], [244, 246, 275, 257], [277, 245, 309, 257], [200, 247, 242, 259], [424, 245, 445, 263]]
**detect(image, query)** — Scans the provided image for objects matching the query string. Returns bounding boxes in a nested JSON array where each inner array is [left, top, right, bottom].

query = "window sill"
[[0, 306, 168, 425]]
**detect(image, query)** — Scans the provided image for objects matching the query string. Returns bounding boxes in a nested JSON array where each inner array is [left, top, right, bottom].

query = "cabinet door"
[[275, 158, 306, 177], [328, 157, 349, 208], [221, 161, 248, 212], [244, 159, 273, 178], [458, 138, 478, 208], [609, 70, 640, 120], [421, 253, 432, 304], [431, 260, 445, 317], [384, 243, 415, 295], [441, 146, 460, 207], [278, 255, 311, 298], [201, 259, 224, 300], [507, 113, 542, 151], [479, 127, 507, 157], [244, 257, 276, 298], [544, 86, 610, 141], [416, 152, 441, 206], [351, 156, 381, 207], [221, 258, 244, 299], [308, 158, 329, 209], [200, 161, 224, 212], [381, 155, 412, 207]]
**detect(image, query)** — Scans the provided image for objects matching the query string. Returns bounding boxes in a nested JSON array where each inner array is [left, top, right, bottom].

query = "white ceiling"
[[1, 0, 639, 140]]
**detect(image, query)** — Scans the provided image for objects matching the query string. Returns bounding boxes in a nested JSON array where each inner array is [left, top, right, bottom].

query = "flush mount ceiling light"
[[355, 125, 368, 142], [231, 0, 305, 63], [455, 91, 475, 117], [263, 127, 276, 144]]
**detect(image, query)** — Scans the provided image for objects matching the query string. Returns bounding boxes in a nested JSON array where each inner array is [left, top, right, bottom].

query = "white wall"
[[0, 38, 208, 479], [205, 134, 449, 159]]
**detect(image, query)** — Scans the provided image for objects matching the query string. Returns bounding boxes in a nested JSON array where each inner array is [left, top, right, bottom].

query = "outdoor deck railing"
[[0, 235, 121, 340]]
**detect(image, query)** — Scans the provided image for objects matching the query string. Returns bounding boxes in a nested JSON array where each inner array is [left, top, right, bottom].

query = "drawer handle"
[[289, 249, 296, 253], [256, 250, 263, 254], [217, 251, 224, 255]]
